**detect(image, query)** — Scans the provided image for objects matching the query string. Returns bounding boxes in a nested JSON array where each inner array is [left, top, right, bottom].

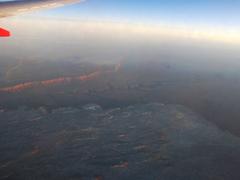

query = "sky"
[[0, 0, 240, 29], [33, 0, 240, 29], [1, 0, 240, 54]]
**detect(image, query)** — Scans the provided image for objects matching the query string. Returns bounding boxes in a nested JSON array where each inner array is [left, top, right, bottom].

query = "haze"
[[1, 1, 240, 179]]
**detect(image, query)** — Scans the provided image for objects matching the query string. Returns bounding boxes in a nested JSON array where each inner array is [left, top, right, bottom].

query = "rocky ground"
[[1, 103, 240, 180]]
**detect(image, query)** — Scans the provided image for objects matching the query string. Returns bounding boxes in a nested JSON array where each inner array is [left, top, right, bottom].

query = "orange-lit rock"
[[0, 63, 121, 93]]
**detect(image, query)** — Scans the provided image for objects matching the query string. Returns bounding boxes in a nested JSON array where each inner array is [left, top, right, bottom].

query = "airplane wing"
[[0, 0, 83, 37]]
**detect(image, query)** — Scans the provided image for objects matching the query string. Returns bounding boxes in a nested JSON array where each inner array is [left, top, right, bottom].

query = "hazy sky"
[[1, 0, 240, 67]]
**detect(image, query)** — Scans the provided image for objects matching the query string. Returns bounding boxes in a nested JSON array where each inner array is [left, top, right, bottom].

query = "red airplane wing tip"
[[0, 28, 10, 37]]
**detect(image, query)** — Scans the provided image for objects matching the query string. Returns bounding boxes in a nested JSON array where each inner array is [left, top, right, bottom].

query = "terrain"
[[1, 59, 240, 137], [1, 103, 240, 180]]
